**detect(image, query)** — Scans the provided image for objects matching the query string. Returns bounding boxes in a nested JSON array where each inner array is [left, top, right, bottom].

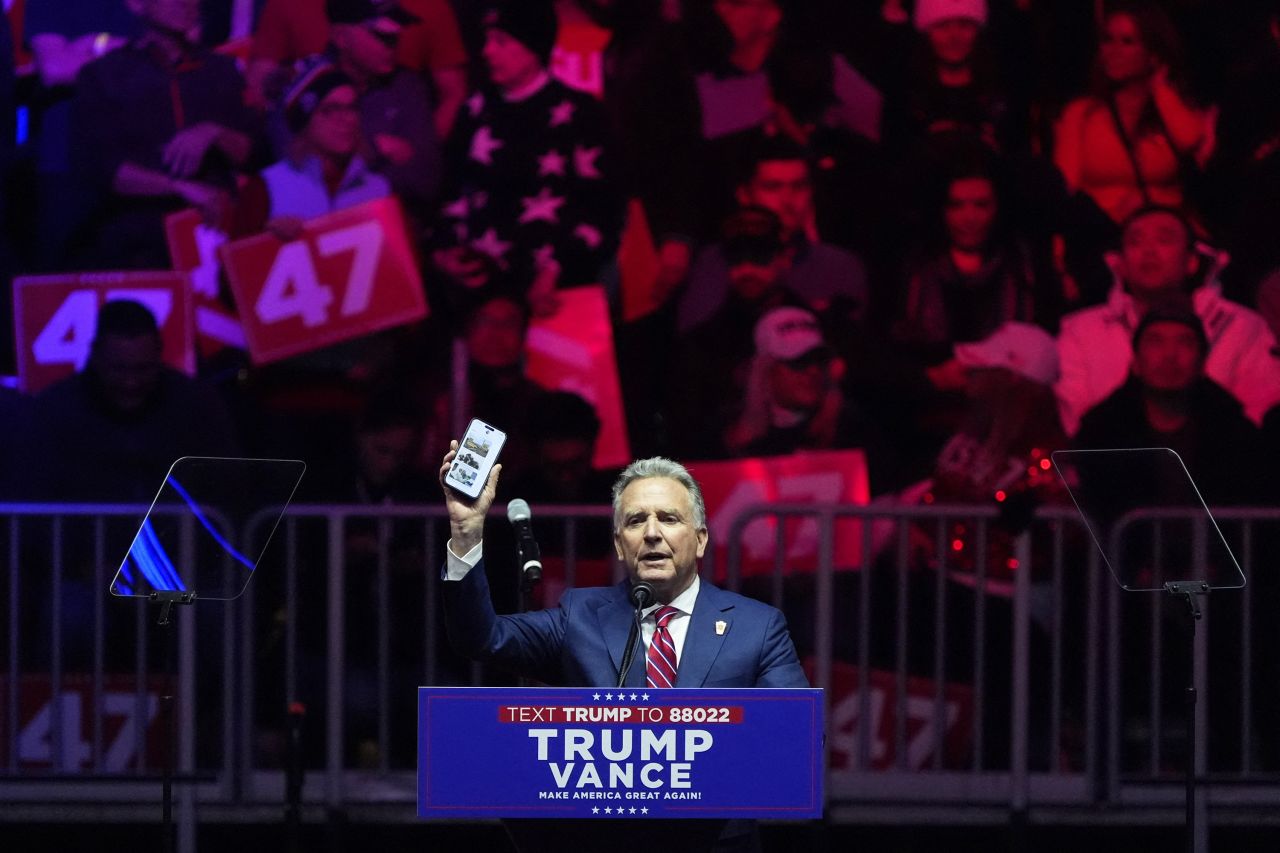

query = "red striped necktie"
[[646, 605, 681, 689]]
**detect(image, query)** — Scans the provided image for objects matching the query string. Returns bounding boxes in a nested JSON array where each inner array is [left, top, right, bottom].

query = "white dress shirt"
[[445, 539, 702, 666]]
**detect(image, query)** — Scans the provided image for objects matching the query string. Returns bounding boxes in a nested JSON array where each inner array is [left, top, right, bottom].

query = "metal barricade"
[[3, 500, 1280, 835]]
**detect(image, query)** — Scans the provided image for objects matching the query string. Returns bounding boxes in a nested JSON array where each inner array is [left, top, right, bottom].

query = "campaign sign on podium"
[[418, 687, 823, 819], [220, 198, 428, 364]]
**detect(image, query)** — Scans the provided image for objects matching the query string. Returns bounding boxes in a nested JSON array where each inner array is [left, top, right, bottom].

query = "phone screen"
[[444, 419, 507, 500]]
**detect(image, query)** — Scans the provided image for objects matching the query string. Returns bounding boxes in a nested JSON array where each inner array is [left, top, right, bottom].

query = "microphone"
[[506, 499, 542, 584], [629, 581, 655, 610]]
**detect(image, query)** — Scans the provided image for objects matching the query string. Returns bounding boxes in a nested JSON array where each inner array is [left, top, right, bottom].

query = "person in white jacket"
[[1056, 206, 1280, 436]]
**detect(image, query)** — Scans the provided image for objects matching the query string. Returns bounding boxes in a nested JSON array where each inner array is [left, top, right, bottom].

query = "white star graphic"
[[629, 807, 637, 814], [640, 807, 649, 814], [573, 145, 603, 179], [537, 149, 568, 178], [470, 228, 512, 261], [574, 223, 603, 249], [518, 187, 566, 225], [629, 693, 639, 700], [550, 99, 575, 127], [604, 807, 612, 814], [592, 807, 600, 814], [604, 693, 613, 701], [441, 195, 469, 219], [592, 693, 601, 701], [641, 693, 649, 701], [467, 92, 485, 117], [617, 693, 627, 702], [469, 125, 503, 165]]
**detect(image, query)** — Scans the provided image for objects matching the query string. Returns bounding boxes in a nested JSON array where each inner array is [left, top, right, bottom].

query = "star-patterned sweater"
[[438, 77, 623, 291]]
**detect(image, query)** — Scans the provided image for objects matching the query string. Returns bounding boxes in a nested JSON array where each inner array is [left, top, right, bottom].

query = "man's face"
[[466, 298, 525, 369], [944, 176, 997, 252], [482, 28, 543, 93], [335, 19, 401, 78], [926, 18, 980, 67], [1118, 211, 1196, 298], [1133, 321, 1203, 393], [768, 349, 829, 411], [304, 85, 360, 158], [727, 255, 787, 302], [738, 160, 812, 239], [613, 477, 708, 603], [357, 424, 417, 488], [90, 333, 163, 414]]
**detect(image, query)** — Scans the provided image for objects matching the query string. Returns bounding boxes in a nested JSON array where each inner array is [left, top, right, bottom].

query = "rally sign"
[[525, 286, 632, 469], [219, 198, 428, 365], [692, 450, 871, 578], [13, 272, 196, 394], [807, 659, 975, 772], [419, 687, 823, 819], [0, 674, 164, 772], [165, 208, 246, 356], [550, 21, 611, 98]]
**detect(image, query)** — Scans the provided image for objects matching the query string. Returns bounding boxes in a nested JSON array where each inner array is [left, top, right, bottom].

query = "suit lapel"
[[600, 583, 642, 685], [675, 581, 734, 688]]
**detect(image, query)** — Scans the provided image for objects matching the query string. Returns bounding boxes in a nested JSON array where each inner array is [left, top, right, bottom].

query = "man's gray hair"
[[611, 457, 707, 531]]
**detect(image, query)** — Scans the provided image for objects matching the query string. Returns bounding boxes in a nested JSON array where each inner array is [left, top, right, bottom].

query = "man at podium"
[[437, 445, 809, 850]]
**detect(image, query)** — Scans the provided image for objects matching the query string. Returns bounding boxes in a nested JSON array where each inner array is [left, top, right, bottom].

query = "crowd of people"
[[2, 0, 1280, 510], [5, 0, 1280, 775]]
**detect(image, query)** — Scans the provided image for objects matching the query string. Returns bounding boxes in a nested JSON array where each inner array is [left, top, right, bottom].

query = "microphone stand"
[[517, 542, 540, 615]]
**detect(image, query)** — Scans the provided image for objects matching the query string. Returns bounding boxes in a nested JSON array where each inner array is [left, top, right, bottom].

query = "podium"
[[417, 686, 824, 820]]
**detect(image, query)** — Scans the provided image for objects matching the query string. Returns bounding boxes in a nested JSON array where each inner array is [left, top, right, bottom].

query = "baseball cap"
[[1132, 295, 1209, 355], [953, 322, 1059, 385], [754, 307, 827, 361]]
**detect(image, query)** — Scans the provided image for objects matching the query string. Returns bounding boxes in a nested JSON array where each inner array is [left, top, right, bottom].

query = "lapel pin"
[[715, 620, 727, 636]]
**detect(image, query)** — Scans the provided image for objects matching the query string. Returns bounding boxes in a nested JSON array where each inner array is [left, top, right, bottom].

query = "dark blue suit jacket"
[[443, 559, 809, 689]]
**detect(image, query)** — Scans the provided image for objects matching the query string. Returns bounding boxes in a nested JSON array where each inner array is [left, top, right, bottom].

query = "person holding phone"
[[439, 442, 806, 686], [437, 443, 806, 850]]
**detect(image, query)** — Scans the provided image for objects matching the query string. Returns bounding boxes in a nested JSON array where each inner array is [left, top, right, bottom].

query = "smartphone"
[[444, 418, 507, 500]]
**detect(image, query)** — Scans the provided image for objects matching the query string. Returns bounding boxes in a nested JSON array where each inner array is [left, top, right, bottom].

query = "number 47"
[[254, 221, 383, 328]]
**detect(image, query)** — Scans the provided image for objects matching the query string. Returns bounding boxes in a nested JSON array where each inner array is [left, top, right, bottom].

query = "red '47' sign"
[[804, 659, 975, 772], [692, 450, 871, 578], [13, 272, 196, 394], [165, 208, 246, 357], [219, 198, 428, 365]]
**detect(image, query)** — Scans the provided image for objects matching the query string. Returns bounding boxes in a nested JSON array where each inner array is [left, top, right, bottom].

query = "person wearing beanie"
[[1075, 297, 1265, 506], [1056, 205, 1280, 436], [235, 57, 391, 241], [885, 0, 1013, 151], [483, 0, 559, 71], [432, 0, 623, 313]]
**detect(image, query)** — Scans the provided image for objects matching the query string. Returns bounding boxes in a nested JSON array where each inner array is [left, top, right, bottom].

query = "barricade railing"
[[3, 501, 1279, 830]]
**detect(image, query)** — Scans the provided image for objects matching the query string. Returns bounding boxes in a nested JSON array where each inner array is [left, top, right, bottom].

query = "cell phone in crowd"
[[444, 419, 507, 500]]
